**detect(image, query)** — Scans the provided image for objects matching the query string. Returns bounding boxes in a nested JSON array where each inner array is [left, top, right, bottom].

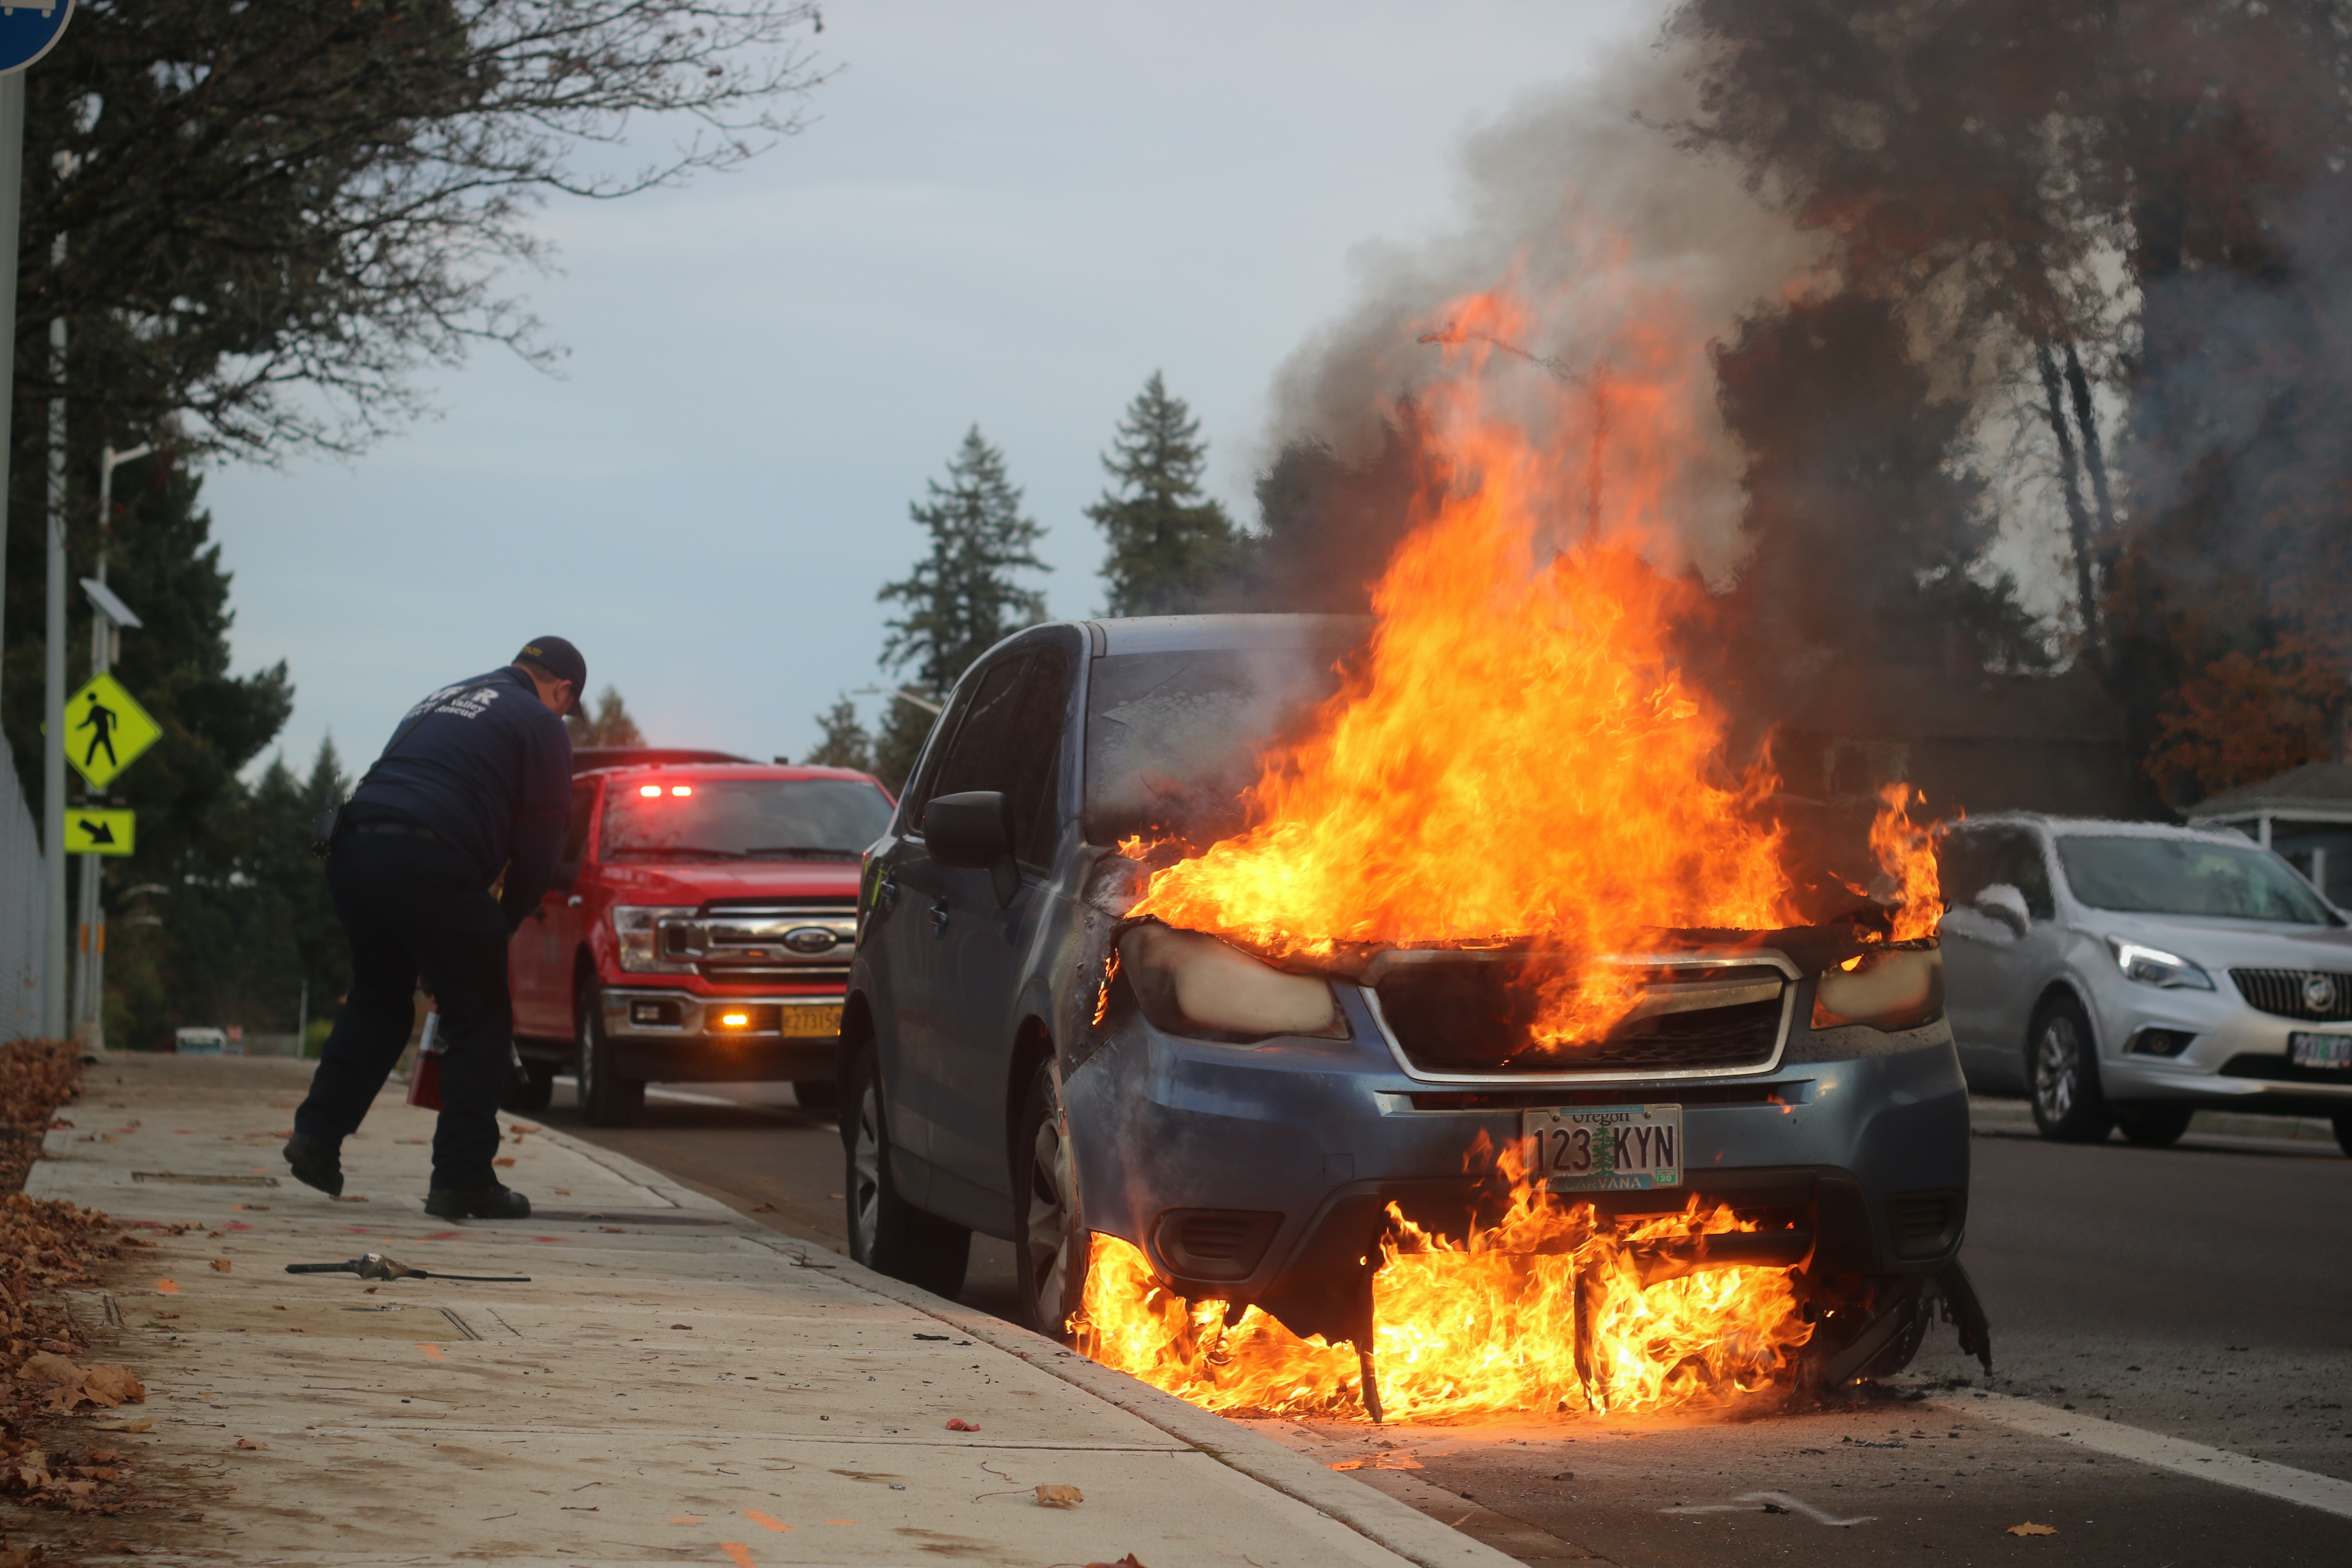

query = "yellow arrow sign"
[[64, 671, 161, 789], [64, 808, 135, 857]]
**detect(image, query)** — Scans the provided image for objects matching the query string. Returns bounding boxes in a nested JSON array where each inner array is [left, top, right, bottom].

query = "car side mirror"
[[923, 790, 1018, 905], [1973, 882, 2032, 936]]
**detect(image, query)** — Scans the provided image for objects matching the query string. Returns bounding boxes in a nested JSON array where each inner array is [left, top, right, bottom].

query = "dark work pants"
[[293, 829, 512, 1191]]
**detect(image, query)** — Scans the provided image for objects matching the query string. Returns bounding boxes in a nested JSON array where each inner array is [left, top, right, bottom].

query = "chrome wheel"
[[850, 1082, 884, 1262], [2033, 1013, 2080, 1122], [574, 993, 600, 1108], [1024, 1107, 1074, 1330]]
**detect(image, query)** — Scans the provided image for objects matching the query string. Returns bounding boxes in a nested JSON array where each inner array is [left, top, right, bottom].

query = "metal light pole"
[[39, 153, 65, 1040], [0, 73, 22, 727], [69, 441, 150, 1047]]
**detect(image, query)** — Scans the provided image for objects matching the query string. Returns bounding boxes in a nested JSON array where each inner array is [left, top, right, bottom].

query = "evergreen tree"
[[1087, 372, 1246, 616], [873, 427, 1049, 789], [803, 695, 875, 773], [566, 685, 645, 748]]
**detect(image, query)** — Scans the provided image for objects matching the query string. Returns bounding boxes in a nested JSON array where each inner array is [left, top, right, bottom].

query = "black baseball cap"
[[514, 636, 587, 691]]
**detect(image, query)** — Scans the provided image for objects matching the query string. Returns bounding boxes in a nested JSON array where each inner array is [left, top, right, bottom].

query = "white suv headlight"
[[2106, 937, 2214, 990], [1117, 924, 1347, 1043], [612, 905, 697, 975]]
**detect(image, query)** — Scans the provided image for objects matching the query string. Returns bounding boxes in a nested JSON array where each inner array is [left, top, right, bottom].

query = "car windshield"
[[1083, 645, 1352, 844], [601, 778, 892, 861], [2055, 834, 2336, 924]]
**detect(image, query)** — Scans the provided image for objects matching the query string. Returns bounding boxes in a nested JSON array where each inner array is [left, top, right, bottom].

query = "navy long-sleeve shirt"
[[350, 666, 573, 929]]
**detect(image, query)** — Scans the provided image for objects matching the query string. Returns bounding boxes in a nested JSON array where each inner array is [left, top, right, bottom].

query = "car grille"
[[2226, 968, 2352, 1022], [661, 898, 857, 985], [1372, 957, 1788, 1077]]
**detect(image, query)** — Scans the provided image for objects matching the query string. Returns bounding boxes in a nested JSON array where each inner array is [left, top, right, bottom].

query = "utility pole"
[[0, 73, 22, 727]]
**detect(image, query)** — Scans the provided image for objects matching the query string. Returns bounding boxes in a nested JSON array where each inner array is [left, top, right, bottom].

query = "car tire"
[[842, 1032, 969, 1297], [2112, 1103, 2194, 1147], [576, 977, 644, 1128], [2333, 1112, 2352, 1160], [792, 1080, 838, 1116], [1012, 1058, 1088, 1340], [2027, 996, 2114, 1142], [502, 1057, 557, 1115]]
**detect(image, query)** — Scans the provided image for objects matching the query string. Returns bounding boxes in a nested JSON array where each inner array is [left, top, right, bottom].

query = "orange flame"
[[1073, 1143, 1813, 1420], [1871, 783, 1943, 941]]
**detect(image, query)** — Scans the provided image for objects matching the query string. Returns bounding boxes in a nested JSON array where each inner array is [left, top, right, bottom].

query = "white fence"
[[0, 730, 44, 1042]]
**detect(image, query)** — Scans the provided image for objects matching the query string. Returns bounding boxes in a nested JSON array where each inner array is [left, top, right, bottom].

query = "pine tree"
[[873, 427, 1049, 789], [803, 695, 875, 773], [1087, 372, 1246, 616], [566, 685, 645, 748]]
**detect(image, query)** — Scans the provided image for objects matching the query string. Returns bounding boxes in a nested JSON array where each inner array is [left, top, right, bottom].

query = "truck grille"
[[1371, 956, 1789, 1078], [660, 898, 858, 985], [2227, 968, 2352, 1022]]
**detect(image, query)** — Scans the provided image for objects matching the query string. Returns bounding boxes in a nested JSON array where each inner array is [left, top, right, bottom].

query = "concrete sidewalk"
[[26, 1054, 1514, 1568]]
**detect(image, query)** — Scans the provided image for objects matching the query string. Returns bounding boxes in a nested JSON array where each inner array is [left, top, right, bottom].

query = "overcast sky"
[[205, 0, 1662, 775]]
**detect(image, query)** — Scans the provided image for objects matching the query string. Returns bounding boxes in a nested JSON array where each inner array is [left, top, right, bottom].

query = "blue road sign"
[[0, 0, 72, 76]]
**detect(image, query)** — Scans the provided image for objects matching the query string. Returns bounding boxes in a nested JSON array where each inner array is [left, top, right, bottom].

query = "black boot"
[[283, 1133, 344, 1197], [423, 1183, 530, 1220]]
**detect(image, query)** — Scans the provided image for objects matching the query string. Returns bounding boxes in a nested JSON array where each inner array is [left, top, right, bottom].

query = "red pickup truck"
[[505, 748, 894, 1126]]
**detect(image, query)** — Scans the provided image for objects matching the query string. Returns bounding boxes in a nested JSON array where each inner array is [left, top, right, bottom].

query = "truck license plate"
[[778, 1005, 843, 1039], [1522, 1104, 1682, 1191], [2289, 1032, 2352, 1070]]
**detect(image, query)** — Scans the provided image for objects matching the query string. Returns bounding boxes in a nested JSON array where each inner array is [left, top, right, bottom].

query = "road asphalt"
[[552, 1078, 2352, 1566], [20, 1054, 1513, 1568]]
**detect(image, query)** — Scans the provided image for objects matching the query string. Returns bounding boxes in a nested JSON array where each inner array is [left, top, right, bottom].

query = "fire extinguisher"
[[407, 1000, 448, 1110]]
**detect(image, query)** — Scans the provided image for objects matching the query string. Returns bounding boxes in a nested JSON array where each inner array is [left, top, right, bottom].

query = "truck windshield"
[[1083, 646, 1352, 845], [2055, 834, 2336, 924], [601, 779, 893, 861]]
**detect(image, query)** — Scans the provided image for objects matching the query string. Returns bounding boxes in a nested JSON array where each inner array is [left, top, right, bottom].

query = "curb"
[[515, 1113, 1518, 1568]]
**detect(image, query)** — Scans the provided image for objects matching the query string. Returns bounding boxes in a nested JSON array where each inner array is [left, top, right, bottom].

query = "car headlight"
[[612, 905, 697, 975], [1811, 944, 1945, 1032], [2106, 937, 2214, 990], [1116, 924, 1348, 1043]]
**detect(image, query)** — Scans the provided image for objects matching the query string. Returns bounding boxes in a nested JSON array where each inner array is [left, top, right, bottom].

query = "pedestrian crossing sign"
[[65, 809, 134, 857], [63, 671, 160, 789]]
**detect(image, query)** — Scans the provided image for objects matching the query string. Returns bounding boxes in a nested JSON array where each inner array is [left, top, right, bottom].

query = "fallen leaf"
[[2006, 1523, 2058, 1537], [20, 1352, 82, 1387], [154, 1279, 178, 1294], [1034, 1484, 1083, 1508], [81, 1366, 146, 1407], [1084, 1557, 1150, 1568], [331, 1195, 368, 1203], [945, 1419, 980, 1432], [111, 1419, 154, 1434], [553, 1189, 571, 1196], [751, 1201, 779, 1212], [671, 1324, 693, 1330], [601, 1226, 624, 1234], [210, 1259, 232, 1274], [234, 1439, 266, 1451], [493, 1157, 516, 1168], [116, 1235, 154, 1248]]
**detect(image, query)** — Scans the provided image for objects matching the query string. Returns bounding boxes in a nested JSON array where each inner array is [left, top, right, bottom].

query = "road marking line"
[[1936, 1393, 2352, 1521], [1662, 1491, 1873, 1526]]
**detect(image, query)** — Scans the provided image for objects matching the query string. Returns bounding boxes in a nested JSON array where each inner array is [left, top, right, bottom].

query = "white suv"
[[1936, 815, 2352, 1154]]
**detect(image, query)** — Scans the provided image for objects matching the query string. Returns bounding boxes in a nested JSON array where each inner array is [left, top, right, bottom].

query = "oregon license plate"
[[778, 1005, 843, 1039], [1523, 1104, 1683, 1191], [2289, 1032, 2352, 1070]]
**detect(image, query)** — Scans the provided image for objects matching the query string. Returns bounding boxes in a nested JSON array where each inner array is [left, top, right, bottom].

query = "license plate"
[[778, 1005, 843, 1039], [2289, 1032, 2352, 1070], [1523, 1104, 1682, 1191]]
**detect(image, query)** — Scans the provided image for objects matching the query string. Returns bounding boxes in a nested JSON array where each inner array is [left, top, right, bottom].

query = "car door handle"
[[929, 897, 950, 938], [566, 895, 584, 907]]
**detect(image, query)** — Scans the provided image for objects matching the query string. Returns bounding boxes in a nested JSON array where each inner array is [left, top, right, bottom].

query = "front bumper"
[[1065, 992, 1970, 1341], [2088, 972, 2352, 1111], [600, 985, 841, 1084]]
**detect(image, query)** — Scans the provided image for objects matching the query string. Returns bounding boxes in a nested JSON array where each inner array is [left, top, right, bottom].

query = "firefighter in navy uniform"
[[286, 638, 583, 1219]]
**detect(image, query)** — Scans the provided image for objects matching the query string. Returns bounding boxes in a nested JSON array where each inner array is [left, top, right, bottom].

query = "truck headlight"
[[2106, 937, 2214, 990], [1117, 924, 1348, 1043], [612, 906, 697, 975], [1811, 944, 1944, 1032]]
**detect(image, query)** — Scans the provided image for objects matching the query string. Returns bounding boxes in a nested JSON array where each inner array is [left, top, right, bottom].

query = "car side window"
[[1001, 650, 1071, 870], [556, 779, 598, 885], [1984, 829, 2056, 920], [918, 655, 1032, 822], [1935, 830, 1987, 913]]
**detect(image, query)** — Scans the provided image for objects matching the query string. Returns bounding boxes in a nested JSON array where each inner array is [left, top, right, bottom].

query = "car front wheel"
[[842, 1031, 969, 1297], [575, 977, 644, 1128], [502, 1057, 556, 1114], [2028, 997, 2114, 1142], [2113, 1102, 2194, 1147], [1012, 1058, 1087, 1339]]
